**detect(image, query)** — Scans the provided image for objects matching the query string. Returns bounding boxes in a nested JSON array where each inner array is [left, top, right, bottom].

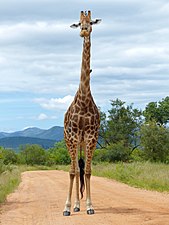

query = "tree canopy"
[[99, 99, 142, 148], [143, 96, 169, 126]]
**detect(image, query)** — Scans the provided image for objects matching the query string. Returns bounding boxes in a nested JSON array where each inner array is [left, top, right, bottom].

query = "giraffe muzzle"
[[80, 30, 89, 37]]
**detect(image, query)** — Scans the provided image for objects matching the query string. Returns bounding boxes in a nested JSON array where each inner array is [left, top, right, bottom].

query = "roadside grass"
[[0, 164, 21, 203], [91, 162, 169, 193]]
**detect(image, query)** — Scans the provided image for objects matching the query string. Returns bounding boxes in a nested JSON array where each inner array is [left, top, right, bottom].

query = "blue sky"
[[0, 0, 169, 132]]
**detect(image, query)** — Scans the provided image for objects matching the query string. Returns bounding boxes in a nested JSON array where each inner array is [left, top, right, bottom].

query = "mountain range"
[[0, 126, 64, 150]]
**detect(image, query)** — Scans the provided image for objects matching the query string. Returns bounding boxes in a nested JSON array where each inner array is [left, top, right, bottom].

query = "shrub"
[[47, 141, 70, 165], [130, 148, 145, 162], [93, 141, 131, 163], [19, 144, 47, 165], [140, 122, 169, 162], [1, 149, 18, 165]]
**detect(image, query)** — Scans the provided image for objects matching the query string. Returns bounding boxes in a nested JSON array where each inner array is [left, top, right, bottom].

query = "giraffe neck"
[[79, 36, 91, 95]]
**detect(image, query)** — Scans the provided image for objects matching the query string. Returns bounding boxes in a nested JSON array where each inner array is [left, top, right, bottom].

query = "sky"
[[0, 0, 169, 132]]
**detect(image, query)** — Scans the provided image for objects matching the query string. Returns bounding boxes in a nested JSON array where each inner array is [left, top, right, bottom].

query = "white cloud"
[[37, 113, 48, 120], [125, 47, 169, 60], [34, 95, 74, 111], [0, 21, 70, 46]]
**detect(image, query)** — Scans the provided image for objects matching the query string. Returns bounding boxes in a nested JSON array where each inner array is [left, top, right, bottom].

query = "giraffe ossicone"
[[63, 10, 101, 216]]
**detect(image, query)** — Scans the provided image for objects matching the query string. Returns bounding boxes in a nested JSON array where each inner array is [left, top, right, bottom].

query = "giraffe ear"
[[70, 23, 81, 29], [90, 19, 102, 25]]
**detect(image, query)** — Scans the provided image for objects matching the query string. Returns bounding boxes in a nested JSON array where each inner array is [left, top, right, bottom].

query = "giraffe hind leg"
[[85, 142, 96, 215], [63, 141, 82, 216], [85, 173, 94, 215], [63, 144, 78, 216], [63, 172, 75, 216], [73, 169, 80, 212]]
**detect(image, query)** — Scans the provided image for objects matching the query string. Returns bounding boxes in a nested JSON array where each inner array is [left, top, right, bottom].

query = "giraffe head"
[[70, 11, 101, 37]]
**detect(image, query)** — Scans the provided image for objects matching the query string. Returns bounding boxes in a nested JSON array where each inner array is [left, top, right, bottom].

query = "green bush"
[[0, 160, 5, 174], [93, 148, 108, 162], [1, 149, 18, 165], [108, 142, 131, 162], [93, 141, 131, 162], [140, 121, 169, 162], [0, 147, 18, 166], [18, 144, 47, 165], [130, 148, 145, 162], [47, 141, 70, 165]]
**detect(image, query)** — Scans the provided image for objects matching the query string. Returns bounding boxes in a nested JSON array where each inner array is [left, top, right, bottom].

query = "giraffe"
[[63, 10, 101, 216]]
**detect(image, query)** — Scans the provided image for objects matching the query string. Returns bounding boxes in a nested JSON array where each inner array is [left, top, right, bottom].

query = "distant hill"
[[0, 137, 56, 151], [0, 126, 64, 140], [0, 126, 64, 150]]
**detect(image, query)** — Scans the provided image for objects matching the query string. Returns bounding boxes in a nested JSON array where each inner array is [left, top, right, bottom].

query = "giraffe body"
[[63, 11, 101, 216]]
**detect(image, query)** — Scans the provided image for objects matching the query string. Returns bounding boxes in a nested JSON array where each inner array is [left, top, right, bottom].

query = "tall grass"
[[0, 164, 21, 203], [92, 162, 169, 192]]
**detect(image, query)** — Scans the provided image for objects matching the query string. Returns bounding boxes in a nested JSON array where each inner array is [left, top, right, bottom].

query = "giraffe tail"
[[78, 157, 85, 199]]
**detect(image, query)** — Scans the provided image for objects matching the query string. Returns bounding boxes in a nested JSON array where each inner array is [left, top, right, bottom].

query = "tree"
[[158, 96, 169, 125], [1, 148, 18, 165], [98, 108, 109, 148], [47, 140, 70, 165], [105, 99, 142, 147], [143, 96, 169, 126], [19, 144, 47, 165], [93, 141, 131, 162], [140, 121, 169, 162]]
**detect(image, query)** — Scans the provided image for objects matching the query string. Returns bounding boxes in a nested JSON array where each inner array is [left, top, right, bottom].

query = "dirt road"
[[0, 170, 169, 225]]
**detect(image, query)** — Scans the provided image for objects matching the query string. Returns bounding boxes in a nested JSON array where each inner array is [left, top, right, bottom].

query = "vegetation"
[[0, 162, 20, 203], [103, 99, 142, 147], [92, 162, 169, 192], [98, 97, 169, 163], [143, 96, 169, 126], [140, 121, 169, 163], [19, 144, 47, 165], [47, 141, 70, 165]]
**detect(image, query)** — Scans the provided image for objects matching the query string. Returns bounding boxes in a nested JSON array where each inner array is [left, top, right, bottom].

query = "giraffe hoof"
[[87, 209, 95, 215], [63, 211, 71, 216], [74, 207, 80, 212]]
